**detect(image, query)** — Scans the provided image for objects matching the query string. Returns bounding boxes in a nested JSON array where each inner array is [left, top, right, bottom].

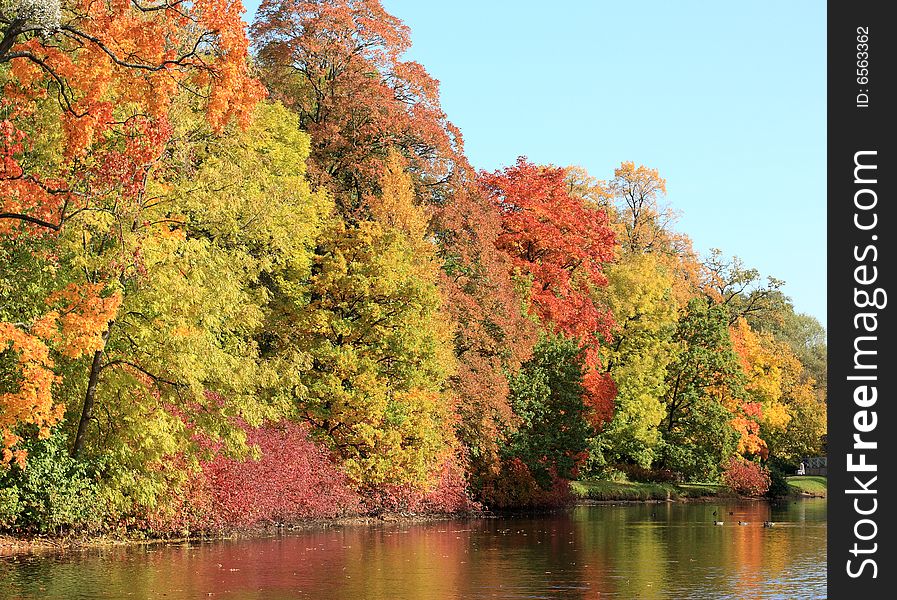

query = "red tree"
[[481, 158, 618, 424], [252, 0, 458, 211]]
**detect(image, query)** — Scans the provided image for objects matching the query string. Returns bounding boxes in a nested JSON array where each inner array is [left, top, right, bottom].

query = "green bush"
[[0, 432, 103, 533], [0, 486, 22, 527], [765, 464, 791, 498]]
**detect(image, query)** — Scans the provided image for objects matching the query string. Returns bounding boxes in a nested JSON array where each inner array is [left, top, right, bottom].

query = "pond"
[[0, 499, 826, 599]]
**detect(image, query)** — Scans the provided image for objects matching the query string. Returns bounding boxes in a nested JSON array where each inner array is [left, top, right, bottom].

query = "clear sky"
[[242, 1, 826, 325]]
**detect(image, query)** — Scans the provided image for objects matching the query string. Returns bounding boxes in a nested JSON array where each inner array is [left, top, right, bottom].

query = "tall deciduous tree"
[[504, 335, 592, 487], [591, 253, 679, 468], [252, 0, 457, 212], [482, 158, 617, 423], [1, 0, 262, 466], [59, 102, 325, 504], [268, 151, 456, 486], [702, 249, 786, 325], [252, 0, 537, 477], [660, 298, 743, 480]]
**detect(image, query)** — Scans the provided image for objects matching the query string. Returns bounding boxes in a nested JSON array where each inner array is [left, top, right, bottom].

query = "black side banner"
[[828, 1, 895, 597]]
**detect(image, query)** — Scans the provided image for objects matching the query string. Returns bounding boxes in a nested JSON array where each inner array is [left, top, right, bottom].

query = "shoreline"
[[0, 485, 825, 555], [0, 511, 490, 555]]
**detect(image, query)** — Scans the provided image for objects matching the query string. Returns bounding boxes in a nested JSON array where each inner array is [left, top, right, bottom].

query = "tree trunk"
[[71, 327, 111, 458]]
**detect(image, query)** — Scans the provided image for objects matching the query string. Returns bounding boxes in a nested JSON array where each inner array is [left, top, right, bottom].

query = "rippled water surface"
[[0, 499, 826, 599]]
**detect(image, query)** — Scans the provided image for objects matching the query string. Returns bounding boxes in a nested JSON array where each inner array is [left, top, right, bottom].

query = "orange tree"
[[0, 0, 262, 465], [481, 158, 618, 424]]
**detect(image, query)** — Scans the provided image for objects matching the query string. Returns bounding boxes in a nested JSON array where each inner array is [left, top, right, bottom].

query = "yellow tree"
[[44, 102, 326, 506], [1, 0, 262, 466], [730, 317, 824, 461], [278, 151, 458, 486], [592, 253, 679, 467]]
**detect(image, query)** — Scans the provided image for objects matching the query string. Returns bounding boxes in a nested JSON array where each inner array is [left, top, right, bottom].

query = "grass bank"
[[786, 475, 826, 497], [571, 479, 730, 502]]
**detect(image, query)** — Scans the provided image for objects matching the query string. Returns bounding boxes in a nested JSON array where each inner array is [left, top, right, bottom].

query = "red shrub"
[[150, 422, 360, 533], [722, 457, 771, 497]]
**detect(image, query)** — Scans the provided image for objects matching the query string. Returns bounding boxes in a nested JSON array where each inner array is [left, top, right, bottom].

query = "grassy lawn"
[[786, 475, 827, 497], [571, 479, 728, 501]]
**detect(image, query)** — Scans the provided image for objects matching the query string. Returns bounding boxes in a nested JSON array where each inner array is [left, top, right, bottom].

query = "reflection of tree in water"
[[0, 500, 826, 599]]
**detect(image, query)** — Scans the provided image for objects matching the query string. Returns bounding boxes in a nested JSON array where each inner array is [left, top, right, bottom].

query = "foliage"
[[253, 0, 537, 485], [59, 102, 328, 510], [766, 463, 791, 498], [277, 153, 457, 486], [147, 422, 359, 534], [436, 181, 538, 480], [0, 322, 59, 464], [483, 158, 615, 346], [702, 249, 786, 325], [252, 0, 458, 212], [1, 0, 263, 466], [721, 457, 771, 497], [479, 458, 574, 510], [591, 253, 679, 468], [607, 162, 671, 255], [765, 311, 827, 395], [0, 1, 827, 530], [361, 451, 479, 514], [0, 430, 101, 532], [601, 161, 702, 304], [763, 390, 826, 462], [483, 158, 617, 423], [477, 334, 593, 509], [659, 299, 743, 481], [1, 0, 262, 234], [502, 335, 591, 488]]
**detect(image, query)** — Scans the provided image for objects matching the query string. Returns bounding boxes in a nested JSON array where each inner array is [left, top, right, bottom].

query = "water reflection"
[[0, 499, 826, 599]]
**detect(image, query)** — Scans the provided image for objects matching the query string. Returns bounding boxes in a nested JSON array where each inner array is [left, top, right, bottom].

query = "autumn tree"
[[1, 0, 262, 232], [607, 162, 674, 255], [730, 317, 825, 463], [734, 297, 827, 462], [0, 0, 262, 466], [482, 158, 617, 423], [590, 253, 679, 469], [252, 0, 536, 479], [262, 152, 457, 486], [598, 162, 703, 304], [46, 102, 326, 508], [702, 249, 787, 325], [252, 0, 458, 212], [750, 305, 827, 399]]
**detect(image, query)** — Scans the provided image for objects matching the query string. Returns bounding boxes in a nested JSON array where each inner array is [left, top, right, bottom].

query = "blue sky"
[[242, 1, 826, 324]]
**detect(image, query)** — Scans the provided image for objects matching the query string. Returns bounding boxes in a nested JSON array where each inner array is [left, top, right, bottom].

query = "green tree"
[[503, 335, 592, 488], [659, 299, 742, 480]]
